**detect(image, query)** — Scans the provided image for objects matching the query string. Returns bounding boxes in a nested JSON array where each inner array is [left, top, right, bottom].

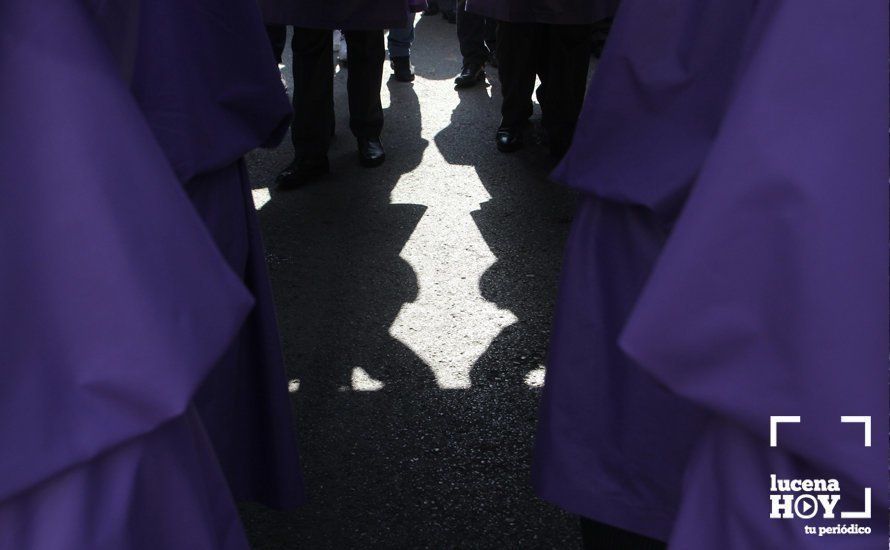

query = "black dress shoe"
[[390, 56, 415, 82], [496, 127, 523, 153], [422, 5, 439, 15], [357, 138, 386, 167], [454, 63, 485, 88], [442, 10, 456, 23], [276, 157, 329, 190]]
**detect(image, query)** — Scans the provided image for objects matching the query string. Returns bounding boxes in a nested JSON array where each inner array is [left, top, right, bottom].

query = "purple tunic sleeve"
[[127, 0, 306, 509], [619, 1, 888, 546], [129, 0, 292, 183]]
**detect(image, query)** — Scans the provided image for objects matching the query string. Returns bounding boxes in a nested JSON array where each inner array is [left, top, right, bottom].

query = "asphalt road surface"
[[242, 15, 583, 549]]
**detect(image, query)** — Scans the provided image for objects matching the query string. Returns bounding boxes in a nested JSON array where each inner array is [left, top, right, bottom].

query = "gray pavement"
[[242, 15, 582, 549]]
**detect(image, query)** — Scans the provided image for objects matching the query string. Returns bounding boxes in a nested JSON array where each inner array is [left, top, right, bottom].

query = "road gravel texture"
[[241, 16, 586, 549]]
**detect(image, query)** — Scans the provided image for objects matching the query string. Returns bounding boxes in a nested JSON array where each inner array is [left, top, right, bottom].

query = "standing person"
[[534, 0, 886, 548], [453, 0, 497, 89], [260, 0, 411, 188], [466, 0, 618, 157], [388, 2, 427, 84], [1, 0, 304, 546]]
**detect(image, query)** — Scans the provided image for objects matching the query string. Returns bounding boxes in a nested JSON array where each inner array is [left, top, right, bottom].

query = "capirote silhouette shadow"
[[240, 21, 582, 549]]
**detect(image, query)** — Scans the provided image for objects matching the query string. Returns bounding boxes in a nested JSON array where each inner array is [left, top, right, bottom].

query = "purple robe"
[[259, 0, 410, 29], [1, 0, 302, 546], [536, 0, 887, 546], [0, 409, 250, 550], [466, 0, 618, 25], [129, 0, 305, 509]]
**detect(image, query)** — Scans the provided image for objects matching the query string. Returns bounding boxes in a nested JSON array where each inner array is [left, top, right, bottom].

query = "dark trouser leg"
[[457, 0, 490, 66], [591, 17, 614, 58], [539, 23, 593, 155], [387, 15, 415, 58], [580, 518, 666, 550], [496, 21, 538, 129], [266, 25, 287, 64], [533, 23, 550, 112], [290, 27, 334, 162], [484, 17, 497, 56], [343, 30, 385, 140]]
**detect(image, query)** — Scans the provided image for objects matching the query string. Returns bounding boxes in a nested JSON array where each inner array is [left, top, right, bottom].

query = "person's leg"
[[277, 27, 332, 187], [423, 0, 440, 16], [441, 0, 456, 23], [387, 16, 416, 82], [484, 17, 498, 65], [534, 23, 550, 124], [457, 0, 488, 65], [265, 25, 287, 64], [495, 20, 537, 151], [540, 23, 593, 157], [454, 0, 488, 87], [387, 22, 414, 58], [497, 21, 537, 128], [344, 29, 387, 166]]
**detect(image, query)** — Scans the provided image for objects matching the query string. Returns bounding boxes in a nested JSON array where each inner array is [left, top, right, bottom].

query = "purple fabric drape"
[[129, 0, 305, 510], [536, 0, 887, 546], [1, 0, 304, 546]]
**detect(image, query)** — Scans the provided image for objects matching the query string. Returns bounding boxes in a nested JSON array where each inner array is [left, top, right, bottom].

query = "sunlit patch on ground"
[[524, 366, 546, 388], [351, 367, 385, 391], [252, 187, 271, 210], [387, 135, 519, 390]]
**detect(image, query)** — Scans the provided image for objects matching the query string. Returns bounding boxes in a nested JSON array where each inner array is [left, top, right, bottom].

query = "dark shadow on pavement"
[[239, 20, 580, 549]]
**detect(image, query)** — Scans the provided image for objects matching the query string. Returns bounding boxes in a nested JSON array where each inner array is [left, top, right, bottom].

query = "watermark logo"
[[768, 416, 872, 537]]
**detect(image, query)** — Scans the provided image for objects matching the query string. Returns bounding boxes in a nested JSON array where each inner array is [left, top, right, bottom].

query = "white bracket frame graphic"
[[769, 416, 801, 447], [840, 416, 871, 447]]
